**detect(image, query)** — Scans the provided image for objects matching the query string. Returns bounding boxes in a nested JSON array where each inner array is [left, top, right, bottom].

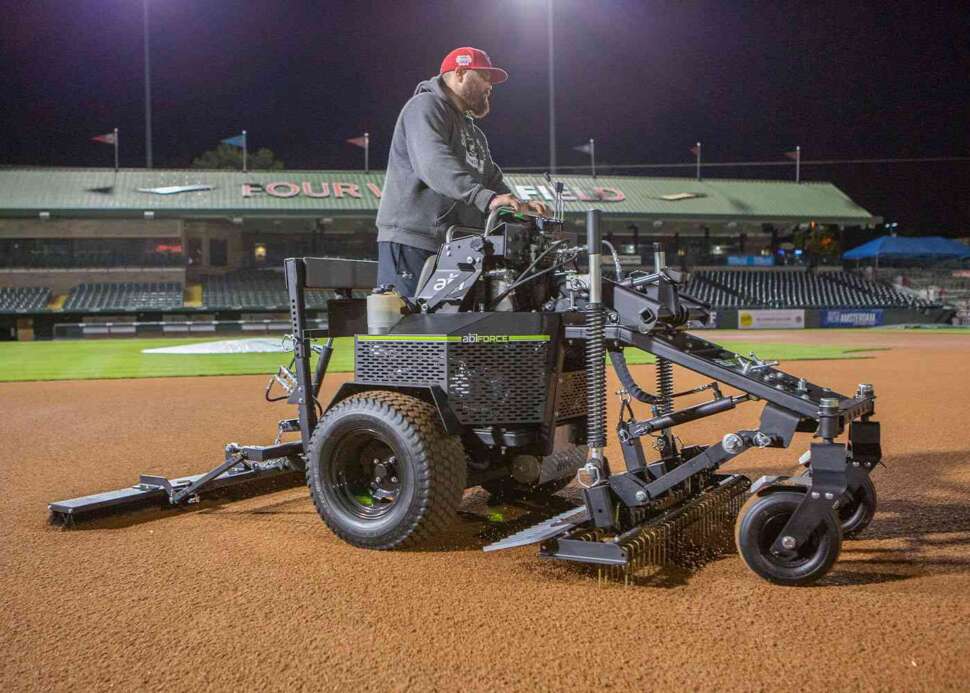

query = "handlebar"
[[485, 206, 554, 234]]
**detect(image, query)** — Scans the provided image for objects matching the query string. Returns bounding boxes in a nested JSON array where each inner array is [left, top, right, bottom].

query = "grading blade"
[[483, 505, 589, 552]]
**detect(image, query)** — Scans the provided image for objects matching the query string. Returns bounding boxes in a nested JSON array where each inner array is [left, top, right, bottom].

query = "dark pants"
[[376, 242, 435, 298]]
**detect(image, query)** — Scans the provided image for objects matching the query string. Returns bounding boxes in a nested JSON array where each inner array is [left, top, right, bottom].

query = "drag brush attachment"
[[539, 475, 751, 583]]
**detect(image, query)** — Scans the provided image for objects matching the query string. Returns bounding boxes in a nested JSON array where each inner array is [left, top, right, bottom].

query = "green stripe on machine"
[[357, 334, 551, 343], [357, 335, 460, 342]]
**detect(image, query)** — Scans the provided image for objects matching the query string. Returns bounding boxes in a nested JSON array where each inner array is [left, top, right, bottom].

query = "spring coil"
[[585, 302, 607, 449], [656, 357, 674, 416]]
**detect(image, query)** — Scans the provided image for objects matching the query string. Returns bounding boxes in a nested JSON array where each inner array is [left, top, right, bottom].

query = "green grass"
[[0, 337, 355, 382], [0, 336, 881, 383]]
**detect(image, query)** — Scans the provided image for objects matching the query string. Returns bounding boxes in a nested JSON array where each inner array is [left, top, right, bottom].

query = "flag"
[[574, 142, 593, 154], [689, 144, 700, 156], [222, 134, 246, 148], [91, 132, 117, 145], [347, 135, 368, 148], [784, 149, 799, 159]]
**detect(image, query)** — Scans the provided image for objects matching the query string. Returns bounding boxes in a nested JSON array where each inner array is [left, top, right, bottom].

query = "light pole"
[[144, 0, 153, 169], [547, 0, 556, 174]]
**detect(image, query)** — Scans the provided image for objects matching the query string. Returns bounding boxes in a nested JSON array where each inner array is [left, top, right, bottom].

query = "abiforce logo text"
[[460, 334, 510, 344]]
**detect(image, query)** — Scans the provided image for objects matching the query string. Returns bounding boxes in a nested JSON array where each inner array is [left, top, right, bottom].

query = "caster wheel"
[[838, 474, 877, 538], [736, 491, 842, 586], [797, 467, 877, 538]]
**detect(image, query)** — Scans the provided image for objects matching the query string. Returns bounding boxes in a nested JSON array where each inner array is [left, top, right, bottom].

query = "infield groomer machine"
[[51, 205, 882, 585]]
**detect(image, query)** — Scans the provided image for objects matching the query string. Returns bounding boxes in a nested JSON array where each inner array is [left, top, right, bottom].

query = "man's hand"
[[489, 193, 526, 213], [489, 193, 553, 218], [524, 199, 552, 217]]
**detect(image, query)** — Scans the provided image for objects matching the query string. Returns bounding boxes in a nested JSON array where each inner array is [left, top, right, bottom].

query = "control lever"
[[544, 172, 566, 221]]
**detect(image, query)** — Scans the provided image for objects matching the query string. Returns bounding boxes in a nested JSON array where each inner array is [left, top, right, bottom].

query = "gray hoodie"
[[375, 76, 511, 252]]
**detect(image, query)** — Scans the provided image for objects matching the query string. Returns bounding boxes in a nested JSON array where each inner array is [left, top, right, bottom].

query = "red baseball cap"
[[439, 47, 509, 84]]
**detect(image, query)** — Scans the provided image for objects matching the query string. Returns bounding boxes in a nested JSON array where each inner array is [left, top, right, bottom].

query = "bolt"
[[811, 491, 821, 499], [721, 433, 744, 454], [390, 476, 398, 483], [824, 492, 835, 500], [781, 535, 797, 550], [635, 490, 648, 502], [753, 432, 772, 448], [853, 461, 860, 467]]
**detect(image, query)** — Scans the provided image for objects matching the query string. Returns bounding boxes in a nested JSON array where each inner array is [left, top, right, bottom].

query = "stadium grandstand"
[[0, 167, 959, 339], [684, 269, 934, 310], [201, 270, 365, 310]]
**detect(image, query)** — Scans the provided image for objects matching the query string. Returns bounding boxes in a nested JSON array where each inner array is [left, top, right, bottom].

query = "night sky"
[[2, 0, 968, 232]]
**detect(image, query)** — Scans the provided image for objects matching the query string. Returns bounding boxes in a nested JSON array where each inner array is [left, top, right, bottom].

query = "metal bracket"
[[769, 442, 848, 554], [849, 420, 882, 466]]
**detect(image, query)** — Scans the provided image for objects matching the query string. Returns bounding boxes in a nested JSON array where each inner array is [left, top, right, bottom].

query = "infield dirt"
[[3, 330, 969, 691]]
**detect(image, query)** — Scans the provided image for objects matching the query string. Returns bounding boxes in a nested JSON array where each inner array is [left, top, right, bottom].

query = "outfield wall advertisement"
[[738, 309, 805, 329], [820, 309, 885, 327]]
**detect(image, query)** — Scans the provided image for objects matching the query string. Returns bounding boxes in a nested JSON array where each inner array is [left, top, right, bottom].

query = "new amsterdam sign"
[[241, 180, 626, 202]]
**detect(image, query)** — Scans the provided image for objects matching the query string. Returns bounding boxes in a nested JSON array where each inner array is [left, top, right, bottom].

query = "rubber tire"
[[481, 445, 585, 501], [838, 473, 877, 538], [735, 490, 842, 586], [306, 391, 466, 549]]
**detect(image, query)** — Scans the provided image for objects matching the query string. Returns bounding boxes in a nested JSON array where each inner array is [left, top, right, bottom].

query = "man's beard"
[[467, 90, 490, 118]]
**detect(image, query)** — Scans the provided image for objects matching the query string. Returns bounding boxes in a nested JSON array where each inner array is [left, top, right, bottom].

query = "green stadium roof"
[[0, 168, 879, 225]]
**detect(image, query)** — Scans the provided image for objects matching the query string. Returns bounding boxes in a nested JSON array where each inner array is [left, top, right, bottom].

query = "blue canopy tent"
[[843, 236, 970, 264]]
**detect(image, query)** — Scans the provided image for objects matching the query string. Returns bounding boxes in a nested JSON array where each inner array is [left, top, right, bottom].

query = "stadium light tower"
[[143, 0, 153, 169], [546, 0, 556, 173], [526, 0, 557, 172]]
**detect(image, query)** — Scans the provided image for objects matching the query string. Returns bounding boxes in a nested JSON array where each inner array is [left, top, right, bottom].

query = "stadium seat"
[[200, 270, 350, 309], [0, 286, 52, 313], [62, 282, 183, 311], [682, 270, 934, 310]]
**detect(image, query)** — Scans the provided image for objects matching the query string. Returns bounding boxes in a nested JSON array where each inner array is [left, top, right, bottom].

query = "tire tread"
[[306, 391, 466, 549]]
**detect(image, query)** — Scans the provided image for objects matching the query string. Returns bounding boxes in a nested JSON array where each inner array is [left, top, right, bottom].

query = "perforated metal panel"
[[448, 341, 549, 425], [555, 370, 587, 420], [355, 340, 447, 386]]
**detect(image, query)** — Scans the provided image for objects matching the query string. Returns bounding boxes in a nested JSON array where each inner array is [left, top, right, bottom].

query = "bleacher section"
[[201, 271, 365, 309], [885, 269, 970, 325], [883, 269, 970, 301], [0, 286, 51, 313], [684, 270, 933, 309], [63, 282, 183, 311], [1, 272, 369, 314], [0, 252, 184, 269]]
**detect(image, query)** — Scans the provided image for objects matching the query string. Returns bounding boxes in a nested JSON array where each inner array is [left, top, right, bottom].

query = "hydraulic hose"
[[486, 239, 566, 310], [601, 239, 623, 280], [608, 350, 659, 404]]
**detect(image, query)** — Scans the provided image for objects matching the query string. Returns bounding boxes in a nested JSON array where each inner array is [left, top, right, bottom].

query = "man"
[[375, 47, 549, 297]]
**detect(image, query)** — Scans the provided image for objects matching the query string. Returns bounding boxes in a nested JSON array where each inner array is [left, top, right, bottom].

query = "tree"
[[191, 144, 284, 170]]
